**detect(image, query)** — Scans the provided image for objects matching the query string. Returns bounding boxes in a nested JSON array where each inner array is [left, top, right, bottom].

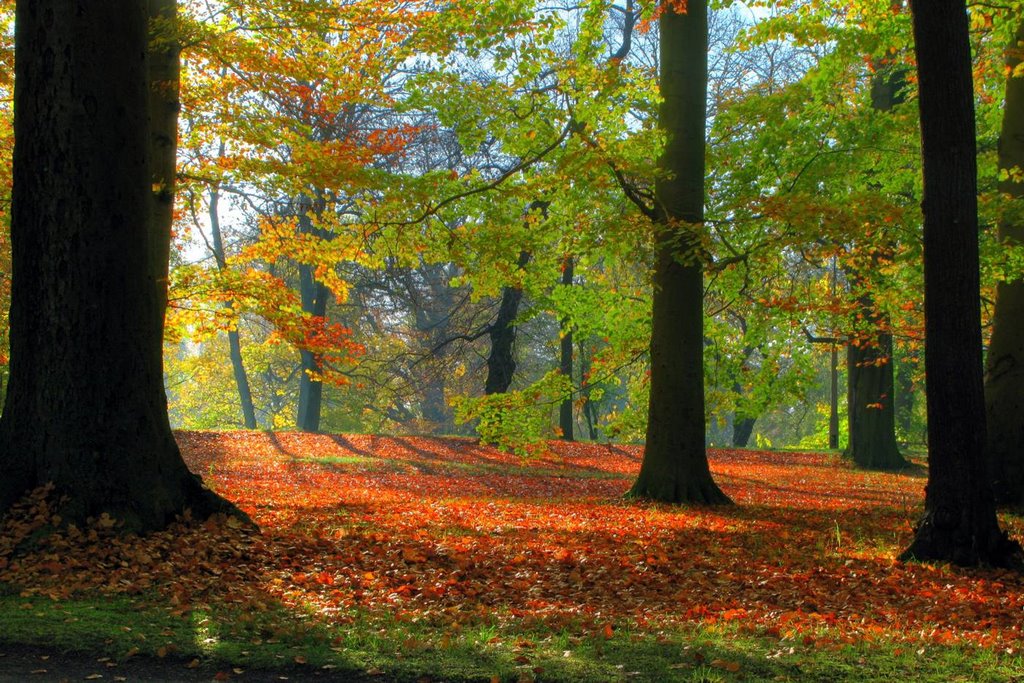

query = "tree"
[[629, 0, 731, 504], [843, 64, 909, 470], [985, 17, 1024, 505], [898, 0, 1019, 566], [0, 1, 239, 531]]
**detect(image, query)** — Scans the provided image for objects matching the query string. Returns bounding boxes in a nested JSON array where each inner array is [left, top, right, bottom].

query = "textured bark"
[[484, 250, 532, 395], [900, 0, 1019, 566], [148, 0, 178, 322], [559, 256, 575, 441], [629, 0, 730, 505], [209, 187, 257, 429], [985, 18, 1024, 506], [0, 1, 241, 531]]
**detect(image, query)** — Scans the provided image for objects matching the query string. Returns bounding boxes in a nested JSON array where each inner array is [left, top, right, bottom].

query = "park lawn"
[[1, 431, 1024, 682]]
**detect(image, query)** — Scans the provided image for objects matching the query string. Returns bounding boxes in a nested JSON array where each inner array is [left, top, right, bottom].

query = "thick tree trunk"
[[629, 0, 730, 505], [0, 1, 240, 531], [900, 0, 1019, 566], [208, 188, 257, 429], [985, 18, 1024, 506], [845, 65, 908, 469], [845, 329, 907, 468], [484, 250, 532, 395], [559, 256, 575, 441]]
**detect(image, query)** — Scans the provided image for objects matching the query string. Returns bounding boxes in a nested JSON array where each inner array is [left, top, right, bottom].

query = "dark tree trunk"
[[148, 0, 177, 320], [629, 0, 730, 505], [209, 187, 257, 429], [296, 274, 328, 432], [845, 65, 908, 469], [559, 256, 575, 441], [732, 416, 756, 448], [295, 208, 328, 432], [985, 18, 1024, 506], [829, 342, 840, 449], [484, 250, 532, 395], [579, 341, 599, 440], [0, 1, 240, 531], [899, 0, 1019, 566], [845, 328, 907, 469]]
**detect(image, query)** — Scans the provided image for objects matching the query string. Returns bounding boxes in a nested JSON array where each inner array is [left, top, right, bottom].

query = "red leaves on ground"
[[2, 431, 1023, 649]]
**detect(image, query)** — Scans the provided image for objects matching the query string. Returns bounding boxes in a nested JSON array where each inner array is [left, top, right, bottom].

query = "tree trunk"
[[845, 328, 907, 468], [732, 416, 756, 448], [484, 250, 532, 394], [629, 0, 730, 505], [559, 256, 575, 441], [829, 342, 840, 449], [845, 65, 908, 469], [0, 1, 241, 531], [295, 208, 328, 432], [209, 187, 257, 429], [985, 18, 1024, 506], [899, 0, 1019, 566]]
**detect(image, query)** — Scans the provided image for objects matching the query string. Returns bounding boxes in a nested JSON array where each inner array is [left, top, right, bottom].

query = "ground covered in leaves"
[[2, 432, 1024, 681]]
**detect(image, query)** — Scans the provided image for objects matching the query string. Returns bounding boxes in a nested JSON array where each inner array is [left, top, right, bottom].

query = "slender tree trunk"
[[579, 340, 599, 440], [209, 187, 257, 429], [559, 256, 575, 440], [484, 250, 532, 395], [732, 416, 756, 448], [296, 271, 328, 432], [985, 18, 1024, 506], [0, 0, 240, 530], [629, 0, 730, 504], [829, 342, 840, 449], [899, 0, 1018, 566], [295, 207, 328, 432]]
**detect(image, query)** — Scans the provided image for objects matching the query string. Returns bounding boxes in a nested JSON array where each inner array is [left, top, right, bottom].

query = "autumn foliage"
[[3, 432, 1024, 652]]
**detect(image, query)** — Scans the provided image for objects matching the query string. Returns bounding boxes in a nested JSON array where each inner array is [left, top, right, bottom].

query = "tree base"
[[846, 445, 911, 471], [627, 474, 733, 505], [898, 506, 1023, 568]]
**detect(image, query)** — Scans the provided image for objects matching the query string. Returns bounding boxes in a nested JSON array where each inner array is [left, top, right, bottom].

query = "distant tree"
[[629, 0, 731, 504], [985, 18, 1024, 506], [0, 1, 241, 530], [899, 0, 1019, 566]]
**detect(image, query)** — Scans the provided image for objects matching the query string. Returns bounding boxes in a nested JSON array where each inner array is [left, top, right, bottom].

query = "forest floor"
[[1, 431, 1024, 682]]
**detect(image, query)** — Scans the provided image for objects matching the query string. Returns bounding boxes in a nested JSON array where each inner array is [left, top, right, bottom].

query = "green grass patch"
[[2, 595, 1022, 682]]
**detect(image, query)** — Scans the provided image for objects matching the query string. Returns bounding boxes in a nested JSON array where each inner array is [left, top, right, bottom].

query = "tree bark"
[[629, 0, 730, 505], [484, 250, 532, 395], [845, 66, 908, 469], [899, 0, 1019, 566], [0, 1, 241, 531], [559, 256, 575, 441], [985, 18, 1024, 506]]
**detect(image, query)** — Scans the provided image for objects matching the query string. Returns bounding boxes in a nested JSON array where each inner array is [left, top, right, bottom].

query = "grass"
[[2, 594, 1023, 682]]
